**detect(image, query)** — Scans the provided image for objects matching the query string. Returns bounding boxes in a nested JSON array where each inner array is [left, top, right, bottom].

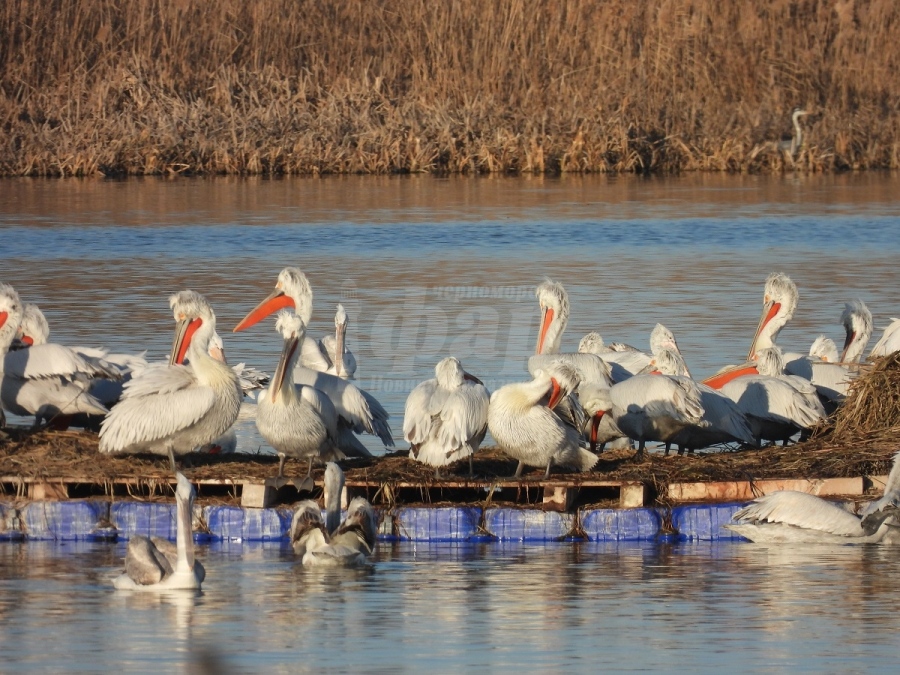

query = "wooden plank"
[[619, 483, 646, 508], [29, 482, 69, 500], [241, 482, 275, 509], [542, 486, 576, 512], [667, 476, 865, 503]]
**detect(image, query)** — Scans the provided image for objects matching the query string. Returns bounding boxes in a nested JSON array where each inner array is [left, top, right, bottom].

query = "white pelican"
[[99, 291, 243, 470], [207, 331, 269, 398], [719, 347, 826, 445], [488, 361, 598, 478], [724, 451, 900, 544], [531, 279, 641, 383], [403, 357, 490, 478], [0, 286, 116, 429], [290, 463, 377, 567], [256, 311, 337, 482], [303, 304, 357, 379], [234, 267, 392, 452], [578, 331, 651, 380], [808, 336, 839, 363], [869, 318, 900, 358], [579, 368, 706, 460], [11, 301, 149, 429], [642, 325, 755, 453], [114, 472, 205, 590]]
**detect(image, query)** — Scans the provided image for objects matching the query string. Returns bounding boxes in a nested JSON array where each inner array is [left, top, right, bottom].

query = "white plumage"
[[404, 357, 490, 477]]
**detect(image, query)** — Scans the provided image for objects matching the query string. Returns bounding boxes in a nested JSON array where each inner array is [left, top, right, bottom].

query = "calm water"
[[2, 540, 900, 672], [3, 173, 900, 671]]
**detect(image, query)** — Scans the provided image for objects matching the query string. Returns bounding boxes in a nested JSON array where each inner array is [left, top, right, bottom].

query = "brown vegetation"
[[1, 0, 899, 176]]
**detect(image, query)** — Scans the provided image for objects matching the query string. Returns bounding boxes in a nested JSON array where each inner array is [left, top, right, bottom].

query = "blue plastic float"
[[0, 499, 758, 543]]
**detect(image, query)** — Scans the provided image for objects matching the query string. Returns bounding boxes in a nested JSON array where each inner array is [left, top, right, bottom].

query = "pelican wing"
[[528, 353, 613, 387], [861, 450, 900, 517], [732, 491, 865, 536], [437, 383, 490, 452], [123, 535, 173, 585], [403, 378, 444, 446], [869, 319, 900, 358], [99, 365, 216, 452], [291, 500, 328, 557], [4, 343, 120, 381]]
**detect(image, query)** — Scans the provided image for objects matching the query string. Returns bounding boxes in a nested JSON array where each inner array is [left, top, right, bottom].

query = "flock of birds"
[[3, 264, 900, 588]]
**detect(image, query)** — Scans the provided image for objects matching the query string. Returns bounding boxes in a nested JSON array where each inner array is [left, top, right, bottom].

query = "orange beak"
[[536, 306, 554, 354], [589, 411, 605, 453], [747, 300, 781, 360], [234, 289, 294, 332], [171, 317, 203, 365], [547, 377, 563, 409]]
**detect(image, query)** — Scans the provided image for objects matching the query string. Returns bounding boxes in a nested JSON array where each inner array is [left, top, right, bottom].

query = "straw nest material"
[[1, 353, 899, 505]]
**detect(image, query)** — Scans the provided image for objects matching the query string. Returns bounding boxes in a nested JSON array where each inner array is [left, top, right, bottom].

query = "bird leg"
[[513, 461, 525, 479], [664, 442, 671, 456], [635, 440, 647, 461], [167, 445, 177, 473], [468, 455, 474, 478], [544, 461, 552, 480], [277, 453, 287, 478], [434, 468, 443, 480]]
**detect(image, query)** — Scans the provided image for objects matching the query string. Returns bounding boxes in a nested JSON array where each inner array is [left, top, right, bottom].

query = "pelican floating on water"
[[234, 267, 392, 453], [114, 472, 206, 590], [489, 360, 598, 478], [290, 462, 377, 567], [724, 451, 900, 544], [404, 357, 490, 478], [99, 291, 243, 470]]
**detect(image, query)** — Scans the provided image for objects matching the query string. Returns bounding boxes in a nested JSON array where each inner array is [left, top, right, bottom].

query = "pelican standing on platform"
[[290, 462, 377, 567], [256, 311, 336, 482], [489, 361, 598, 478], [99, 291, 243, 470], [234, 267, 391, 453], [404, 357, 490, 478], [114, 472, 206, 590]]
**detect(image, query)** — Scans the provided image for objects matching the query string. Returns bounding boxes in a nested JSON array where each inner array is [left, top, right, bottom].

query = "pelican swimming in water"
[[234, 267, 391, 453], [114, 472, 206, 590], [303, 304, 357, 379], [290, 462, 377, 567], [724, 451, 900, 544], [489, 360, 598, 478], [256, 311, 338, 482], [0, 286, 118, 429], [99, 291, 243, 470], [404, 357, 490, 478]]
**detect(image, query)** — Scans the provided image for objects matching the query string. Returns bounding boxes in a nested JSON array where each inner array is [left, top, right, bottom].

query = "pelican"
[[0, 286, 117, 429], [777, 108, 810, 159], [234, 267, 392, 453], [11, 301, 149, 428], [724, 451, 900, 544], [580, 368, 706, 461], [869, 318, 900, 358], [99, 291, 243, 471], [808, 336, 839, 363], [403, 357, 490, 478], [303, 304, 357, 379], [488, 361, 598, 478], [719, 347, 826, 445], [207, 331, 269, 398], [290, 463, 377, 567], [530, 279, 639, 383], [641, 325, 755, 454], [578, 331, 651, 380], [114, 472, 205, 590], [256, 311, 338, 482], [746, 272, 858, 407]]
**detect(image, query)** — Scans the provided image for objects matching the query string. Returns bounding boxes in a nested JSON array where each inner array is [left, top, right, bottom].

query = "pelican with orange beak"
[[488, 360, 597, 478], [234, 268, 392, 453], [99, 291, 242, 471]]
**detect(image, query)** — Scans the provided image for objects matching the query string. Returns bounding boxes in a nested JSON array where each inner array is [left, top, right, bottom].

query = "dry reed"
[[2, 0, 899, 176]]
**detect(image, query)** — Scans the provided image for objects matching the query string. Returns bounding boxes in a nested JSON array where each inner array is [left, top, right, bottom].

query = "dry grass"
[[2, 0, 899, 176]]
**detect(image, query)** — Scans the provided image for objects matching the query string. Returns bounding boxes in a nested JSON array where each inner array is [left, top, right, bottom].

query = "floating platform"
[[0, 470, 889, 543]]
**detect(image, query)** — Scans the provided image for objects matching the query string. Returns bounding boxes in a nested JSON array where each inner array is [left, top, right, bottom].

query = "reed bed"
[[2, 0, 899, 176]]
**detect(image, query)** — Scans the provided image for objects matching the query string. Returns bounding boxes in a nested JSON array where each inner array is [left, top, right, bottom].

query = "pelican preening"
[[725, 451, 900, 544], [234, 267, 393, 452], [290, 462, 377, 567], [404, 357, 490, 478], [99, 291, 243, 471], [114, 472, 205, 590], [489, 360, 598, 478]]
